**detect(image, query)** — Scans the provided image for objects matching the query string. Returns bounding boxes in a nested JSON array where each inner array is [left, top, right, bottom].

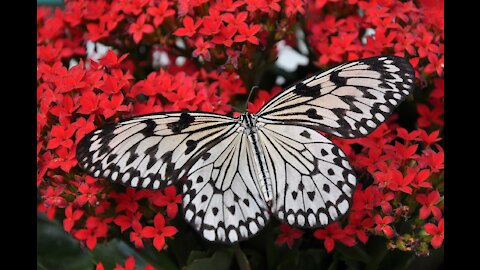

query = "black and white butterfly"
[[76, 56, 414, 244]]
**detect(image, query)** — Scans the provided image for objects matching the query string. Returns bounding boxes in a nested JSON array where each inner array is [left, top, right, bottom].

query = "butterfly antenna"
[[246, 86, 259, 107]]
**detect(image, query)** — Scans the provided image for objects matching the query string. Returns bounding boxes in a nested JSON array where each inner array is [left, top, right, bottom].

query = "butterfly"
[[76, 56, 414, 244]]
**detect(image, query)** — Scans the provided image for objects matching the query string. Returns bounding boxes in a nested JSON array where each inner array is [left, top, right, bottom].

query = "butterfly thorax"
[[241, 113, 273, 206]]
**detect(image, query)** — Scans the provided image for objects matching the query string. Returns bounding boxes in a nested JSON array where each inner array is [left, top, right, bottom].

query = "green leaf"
[[37, 213, 93, 270], [186, 249, 234, 270], [335, 243, 371, 263], [186, 250, 210, 265]]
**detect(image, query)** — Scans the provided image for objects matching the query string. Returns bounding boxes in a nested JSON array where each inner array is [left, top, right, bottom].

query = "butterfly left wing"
[[256, 123, 356, 228], [256, 56, 414, 138], [183, 125, 270, 243], [76, 112, 238, 189]]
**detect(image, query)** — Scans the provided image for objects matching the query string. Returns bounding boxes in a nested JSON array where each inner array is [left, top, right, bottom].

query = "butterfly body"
[[77, 56, 415, 243]]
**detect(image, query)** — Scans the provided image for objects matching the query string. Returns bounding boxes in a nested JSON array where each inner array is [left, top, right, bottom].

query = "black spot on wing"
[[185, 140, 198, 155], [141, 119, 156, 136], [306, 108, 323, 120], [167, 112, 195, 134], [293, 82, 321, 97], [300, 130, 310, 138]]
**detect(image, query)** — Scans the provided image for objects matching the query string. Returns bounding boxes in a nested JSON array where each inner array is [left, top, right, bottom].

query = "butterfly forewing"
[[256, 123, 355, 228], [76, 112, 239, 189], [256, 56, 415, 138], [182, 125, 270, 243]]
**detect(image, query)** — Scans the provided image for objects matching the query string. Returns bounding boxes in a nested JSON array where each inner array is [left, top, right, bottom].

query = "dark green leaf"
[[335, 243, 371, 263], [186, 249, 234, 270], [37, 214, 93, 270]]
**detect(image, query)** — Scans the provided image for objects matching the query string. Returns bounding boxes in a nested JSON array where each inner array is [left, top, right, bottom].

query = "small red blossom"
[[63, 205, 84, 232], [275, 224, 303, 248], [416, 190, 442, 220], [75, 183, 102, 207], [114, 212, 142, 232], [142, 213, 178, 251], [174, 16, 202, 37], [424, 218, 444, 249], [374, 215, 395, 237], [99, 50, 129, 68], [74, 217, 109, 250], [128, 15, 154, 44], [388, 169, 414, 194], [41, 186, 67, 208], [151, 186, 182, 218], [314, 223, 356, 252], [113, 256, 154, 270], [147, 1, 175, 27], [234, 24, 261, 44], [130, 220, 146, 248], [192, 37, 213, 61]]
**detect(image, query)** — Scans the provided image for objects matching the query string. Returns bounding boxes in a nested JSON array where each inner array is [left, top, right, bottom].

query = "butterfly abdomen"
[[243, 113, 273, 205]]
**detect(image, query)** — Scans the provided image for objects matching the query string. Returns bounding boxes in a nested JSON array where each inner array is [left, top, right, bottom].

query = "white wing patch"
[[257, 123, 356, 228], [257, 56, 414, 138], [182, 127, 270, 243]]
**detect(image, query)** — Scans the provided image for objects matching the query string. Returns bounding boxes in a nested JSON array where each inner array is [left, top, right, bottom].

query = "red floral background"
[[37, 0, 443, 269]]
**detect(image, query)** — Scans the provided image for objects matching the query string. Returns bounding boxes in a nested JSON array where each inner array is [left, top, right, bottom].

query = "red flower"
[[78, 91, 100, 115], [74, 217, 109, 250], [41, 186, 67, 208], [128, 15, 154, 44], [142, 213, 178, 251], [99, 93, 129, 119], [199, 9, 223, 36], [416, 190, 442, 220], [285, 0, 305, 17], [99, 50, 129, 68], [234, 24, 261, 44], [63, 205, 84, 232], [212, 24, 237, 47], [151, 186, 182, 218], [417, 104, 443, 128], [147, 1, 175, 27], [387, 169, 413, 194], [417, 130, 441, 147], [130, 220, 146, 248], [424, 218, 444, 249], [275, 224, 303, 248], [111, 188, 149, 213], [313, 223, 356, 252], [410, 168, 432, 189], [46, 125, 76, 150], [374, 215, 395, 237], [113, 256, 154, 270], [75, 183, 102, 207], [114, 211, 142, 232], [174, 16, 202, 37], [192, 37, 213, 61]]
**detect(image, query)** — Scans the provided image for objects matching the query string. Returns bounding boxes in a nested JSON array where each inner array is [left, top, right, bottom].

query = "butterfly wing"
[[183, 125, 270, 243], [256, 56, 415, 138], [76, 112, 238, 189], [256, 123, 355, 227]]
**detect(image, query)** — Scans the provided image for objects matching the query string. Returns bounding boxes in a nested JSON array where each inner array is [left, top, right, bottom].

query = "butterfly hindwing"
[[76, 112, 238, 189], [256, 56, 414, 138], [182, 125, 270, 243], [257, 123, 356, 228]]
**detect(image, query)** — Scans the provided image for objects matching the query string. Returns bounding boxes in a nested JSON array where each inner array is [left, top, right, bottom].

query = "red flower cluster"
[[37, 0, 443, 264]]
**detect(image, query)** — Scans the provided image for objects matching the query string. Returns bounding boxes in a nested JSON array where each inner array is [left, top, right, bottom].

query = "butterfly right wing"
[[76, 112, 238, 189], [182, 125, 270, 243]]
